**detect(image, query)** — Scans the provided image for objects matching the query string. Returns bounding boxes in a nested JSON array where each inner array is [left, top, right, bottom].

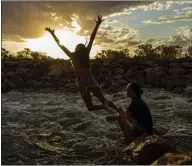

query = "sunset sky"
[[2, 1, 192, 59]]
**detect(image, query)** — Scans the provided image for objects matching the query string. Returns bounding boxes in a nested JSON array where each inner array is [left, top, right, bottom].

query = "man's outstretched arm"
[[87, 15, 104, 54], [45, 27, 71, 57]]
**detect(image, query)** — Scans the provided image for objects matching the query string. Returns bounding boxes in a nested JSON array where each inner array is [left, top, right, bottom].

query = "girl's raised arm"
[[45, 27, 72, 58]]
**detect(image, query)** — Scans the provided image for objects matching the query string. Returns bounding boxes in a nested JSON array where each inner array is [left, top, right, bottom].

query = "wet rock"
[[10, 75, 24, 88], [1, 82, 11, 93], [48, 68, 63, 76], [124, 135, 177, 165], [65, 83, 78, 89], [129, 76, 146, 86], [4, 79, 17, 89], [6, 71, 16, 78], [186, 73, 192, 84], [146, 72, 164, 88], [172, 87, 184, 94], [25, 80, 38, 88], [181, 62, 192, 69], [152, 153, 192, 165], [114, 68, 125, 75], [162, 75, 188, 91], [107, 82, 123, 93], [142, 84, 153, 88], [100, 77, 112, 89], [16, 67, 30, 78], [48, 63, 63, 71], [44, 82, 53, 88], [145, 68, 154, 73], [153, 126, 169, 136], [34, 81, 45, 88], [129, 65, 140, 71], [169, 62, 182, 68], [1, 72, 7, 81], [124, 70, 145, 79], [139, 65, 148, 70], [23, 61, 36, 69], [103, 62, 111, 67], [168, 67, 186, 75], [41, 76, 51, 81], [154, 66, 168, 74], [99, 67, 112, 75], [149, 58, 170, 66], [115, 79, 128, 86], [113, 75, 122, 80]]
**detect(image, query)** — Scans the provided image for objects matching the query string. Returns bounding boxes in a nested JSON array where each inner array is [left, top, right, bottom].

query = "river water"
[[2, 87, 192, 164]]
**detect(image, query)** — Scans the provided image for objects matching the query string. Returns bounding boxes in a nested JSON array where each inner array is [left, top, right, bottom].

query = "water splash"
[[2, 87, 192, 164]]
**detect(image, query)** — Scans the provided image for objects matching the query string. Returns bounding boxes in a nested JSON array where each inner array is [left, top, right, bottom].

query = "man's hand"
[[45, 27, 55, 34], [118, 107, 127, 121], [95, 15, 104, 26]]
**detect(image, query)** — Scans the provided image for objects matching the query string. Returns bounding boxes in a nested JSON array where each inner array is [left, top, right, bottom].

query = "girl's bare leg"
[[79, 87, 104, 111], [90, 86, 118, 111]]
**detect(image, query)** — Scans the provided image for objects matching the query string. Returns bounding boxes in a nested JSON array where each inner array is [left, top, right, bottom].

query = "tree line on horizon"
[[1, 44, 192, 61]]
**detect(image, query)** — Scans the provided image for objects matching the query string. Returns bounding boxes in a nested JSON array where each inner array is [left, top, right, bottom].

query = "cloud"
[[143, 4, 192, 24], [147, 27, 191, 49], [2, 1, 154, 42], [140, 1, 191, 11], [166, 35, 191, 47], [92, 21, 141, 49], [167, 26, 192, 47], [175, 27, 192, 39]]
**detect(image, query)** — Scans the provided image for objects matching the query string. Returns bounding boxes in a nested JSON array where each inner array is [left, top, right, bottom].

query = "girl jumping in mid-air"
[[45, 15, 117, 111]]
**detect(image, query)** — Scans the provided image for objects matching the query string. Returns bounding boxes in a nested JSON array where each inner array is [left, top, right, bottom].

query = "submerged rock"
[[152, 153, 192, 165], [172, 87, 184, 94], [124, 135, 177, 165]]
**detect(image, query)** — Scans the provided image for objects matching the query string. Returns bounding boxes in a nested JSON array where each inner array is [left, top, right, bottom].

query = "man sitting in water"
[[104, 83, 153, 143]]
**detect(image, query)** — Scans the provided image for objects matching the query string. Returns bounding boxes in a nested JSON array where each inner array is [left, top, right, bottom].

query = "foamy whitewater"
[[2, 87, 192, 164]]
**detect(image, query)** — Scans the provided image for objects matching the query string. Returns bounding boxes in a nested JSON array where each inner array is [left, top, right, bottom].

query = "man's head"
[[127, 83, 143, 98]]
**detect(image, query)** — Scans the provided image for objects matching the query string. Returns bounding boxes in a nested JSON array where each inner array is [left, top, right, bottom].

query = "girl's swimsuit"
[[70, 55, 100, 92]]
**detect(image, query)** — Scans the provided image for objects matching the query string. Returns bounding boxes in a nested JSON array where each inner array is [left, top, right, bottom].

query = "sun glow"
[[26, 29, 87, 59]]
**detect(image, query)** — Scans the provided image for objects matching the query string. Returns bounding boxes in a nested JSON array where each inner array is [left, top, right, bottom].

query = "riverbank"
[[2, 57, 192, 94]]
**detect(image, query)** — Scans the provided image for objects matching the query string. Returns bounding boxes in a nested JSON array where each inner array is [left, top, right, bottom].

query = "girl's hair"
[[75, 43, 90, 67], [130, 83, 143, 96], [75, 43, 86, 53]]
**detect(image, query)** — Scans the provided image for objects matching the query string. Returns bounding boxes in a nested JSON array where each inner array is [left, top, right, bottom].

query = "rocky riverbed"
[[2, 57, 192, 94], [1, 87, 192, 164]]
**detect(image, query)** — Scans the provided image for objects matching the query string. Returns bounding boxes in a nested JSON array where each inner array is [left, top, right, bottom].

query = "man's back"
[[127, 96, 153, 134]]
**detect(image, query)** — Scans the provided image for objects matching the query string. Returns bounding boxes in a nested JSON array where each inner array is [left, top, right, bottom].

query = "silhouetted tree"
[[155, 45, 182, 59], [119, 48, 129, 57], [1, 48, 9, 59], [17, 48, 32, 59], [187, 45, 192, 56], [134, 44, 156, 60]]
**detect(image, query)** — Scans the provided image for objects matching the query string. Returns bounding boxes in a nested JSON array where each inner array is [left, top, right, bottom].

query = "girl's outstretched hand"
[[95, 15, 104, 26], [45, 27, 55, 34]]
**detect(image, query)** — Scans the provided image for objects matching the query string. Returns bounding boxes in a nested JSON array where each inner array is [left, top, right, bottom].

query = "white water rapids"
[[2, 87, 192, 164]]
